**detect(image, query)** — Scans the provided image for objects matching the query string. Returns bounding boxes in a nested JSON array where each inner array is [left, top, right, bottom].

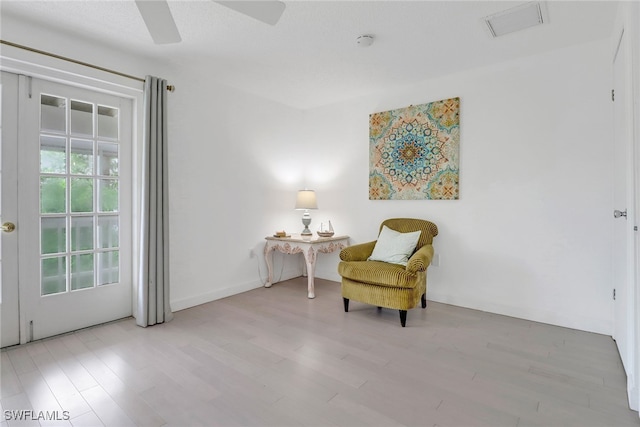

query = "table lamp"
[[295, 190, 318, 236]]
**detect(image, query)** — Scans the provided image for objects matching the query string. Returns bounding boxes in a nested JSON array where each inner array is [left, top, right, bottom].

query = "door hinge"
[[612, 89, 615, 102], [613, 289, 616, 300]]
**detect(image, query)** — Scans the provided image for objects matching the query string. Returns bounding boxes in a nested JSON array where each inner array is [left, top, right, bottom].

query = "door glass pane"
[[70, 178, 93, 213], [70, 100, 93, 137], [70, 139, 93, 175], [38, 91, 124, 298], [41, 217, 66, 254], [98, 251, 118, 285], [98, 216, 119, 249], [71, 216, 94, 251], [99, 179, 118, 212], [40, 177, 66, 213], [41, 95, 66, 133], [71, 254, 94, 290], [40, 136, 66, 174], [98, 106, 118, 139], [97, 142, 118, 176], [42, 257, 66, 295]]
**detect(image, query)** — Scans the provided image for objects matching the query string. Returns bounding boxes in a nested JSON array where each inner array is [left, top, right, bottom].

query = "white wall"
[[166, 66, 310, 310], [307, 39, 614, 335]]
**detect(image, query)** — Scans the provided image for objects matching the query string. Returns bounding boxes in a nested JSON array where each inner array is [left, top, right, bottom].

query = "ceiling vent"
[[483, 1, 548, 38]]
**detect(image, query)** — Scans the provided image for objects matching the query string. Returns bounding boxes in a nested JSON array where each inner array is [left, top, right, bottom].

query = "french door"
[[1, 72, 133, 345]]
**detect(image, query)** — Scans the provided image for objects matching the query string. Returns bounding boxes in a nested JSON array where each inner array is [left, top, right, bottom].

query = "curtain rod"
[[0, 39, 175, 92]]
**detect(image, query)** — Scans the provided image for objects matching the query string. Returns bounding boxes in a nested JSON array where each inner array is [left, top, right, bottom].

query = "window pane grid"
[[39, 94, 121, 296]]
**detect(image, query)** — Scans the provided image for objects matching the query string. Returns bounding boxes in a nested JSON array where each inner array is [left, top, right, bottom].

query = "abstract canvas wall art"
[[369, 97, 460, 200]]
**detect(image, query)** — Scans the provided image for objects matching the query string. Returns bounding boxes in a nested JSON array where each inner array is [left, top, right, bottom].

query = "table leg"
[[264, 244, 274, 288], [303, 247, 316, 299]]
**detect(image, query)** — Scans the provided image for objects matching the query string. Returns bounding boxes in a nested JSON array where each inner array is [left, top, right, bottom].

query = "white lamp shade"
[[295, 190, 318, 210]]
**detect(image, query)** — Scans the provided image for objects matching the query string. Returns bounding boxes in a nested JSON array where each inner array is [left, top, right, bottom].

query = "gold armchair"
[[337, 218, 438, 327]]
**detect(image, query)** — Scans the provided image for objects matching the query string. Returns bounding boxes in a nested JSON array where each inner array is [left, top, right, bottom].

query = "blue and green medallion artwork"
[[369, 97, 460, 200]]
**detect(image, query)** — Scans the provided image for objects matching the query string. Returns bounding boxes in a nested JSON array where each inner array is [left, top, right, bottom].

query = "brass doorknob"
[[1, 222, 15, 233]]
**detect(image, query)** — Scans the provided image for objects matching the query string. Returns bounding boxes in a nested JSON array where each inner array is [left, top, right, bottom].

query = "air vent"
[[483, 2, 547, 38]]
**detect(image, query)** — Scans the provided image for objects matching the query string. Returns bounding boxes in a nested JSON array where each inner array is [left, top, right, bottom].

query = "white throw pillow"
[[368, 225, 421, 266]]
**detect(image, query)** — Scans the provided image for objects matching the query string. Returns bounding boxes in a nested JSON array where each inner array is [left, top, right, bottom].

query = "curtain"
[[137, 76, 173, 327]]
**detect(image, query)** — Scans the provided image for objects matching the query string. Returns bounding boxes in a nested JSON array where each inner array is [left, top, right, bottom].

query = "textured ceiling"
[[1, 1, 619, 109]]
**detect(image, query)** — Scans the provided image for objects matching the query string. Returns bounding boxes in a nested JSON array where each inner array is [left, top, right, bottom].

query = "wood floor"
[[1, 277, 639, 427]]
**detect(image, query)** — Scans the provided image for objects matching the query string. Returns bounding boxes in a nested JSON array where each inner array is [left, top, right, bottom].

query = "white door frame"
[[630, 3, 640, 414]]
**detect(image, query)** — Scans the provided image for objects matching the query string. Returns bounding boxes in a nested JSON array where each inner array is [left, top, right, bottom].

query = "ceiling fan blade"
[[215, 1, 286, 26], [135, 0, 182, 44]]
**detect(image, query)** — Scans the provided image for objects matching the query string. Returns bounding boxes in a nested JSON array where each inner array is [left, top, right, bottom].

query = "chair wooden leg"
[[343, 298, 349, 312], [421, 293, 427, 308], [399, 310, 407, 327]]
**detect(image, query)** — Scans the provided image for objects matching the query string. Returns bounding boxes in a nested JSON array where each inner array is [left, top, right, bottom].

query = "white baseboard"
[[314, 270, 342, 283], [427, 291, 612, 336], [170, 267, 301, 312], [629, 375, 639, 412]]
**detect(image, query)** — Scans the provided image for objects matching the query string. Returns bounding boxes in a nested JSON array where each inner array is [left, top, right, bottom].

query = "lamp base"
[[301, 212, 312, 236]]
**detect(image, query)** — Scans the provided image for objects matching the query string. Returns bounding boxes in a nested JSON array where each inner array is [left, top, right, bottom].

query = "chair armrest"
[[339, 241, 377, 261], [406, 244, 434, 274]]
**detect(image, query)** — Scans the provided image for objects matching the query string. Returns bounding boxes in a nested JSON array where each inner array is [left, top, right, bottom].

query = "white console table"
[[264, 234, 349, 298]]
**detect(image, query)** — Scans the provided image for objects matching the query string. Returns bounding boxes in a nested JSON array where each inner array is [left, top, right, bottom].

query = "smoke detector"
[[357, 35, 374, 47], [483, 1, 548, 38]]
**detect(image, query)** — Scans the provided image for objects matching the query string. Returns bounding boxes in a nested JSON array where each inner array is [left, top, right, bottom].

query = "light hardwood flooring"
[[1, 277, 639, 427]]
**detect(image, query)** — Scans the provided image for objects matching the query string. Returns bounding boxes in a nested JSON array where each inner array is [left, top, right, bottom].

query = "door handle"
[[1, 222, 15, 233], [614, 209, 627, 219]]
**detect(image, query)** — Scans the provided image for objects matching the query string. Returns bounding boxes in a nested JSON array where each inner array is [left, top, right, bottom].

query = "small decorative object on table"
[[317, 221, 335, 237], [273, 230, 290, 238]]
